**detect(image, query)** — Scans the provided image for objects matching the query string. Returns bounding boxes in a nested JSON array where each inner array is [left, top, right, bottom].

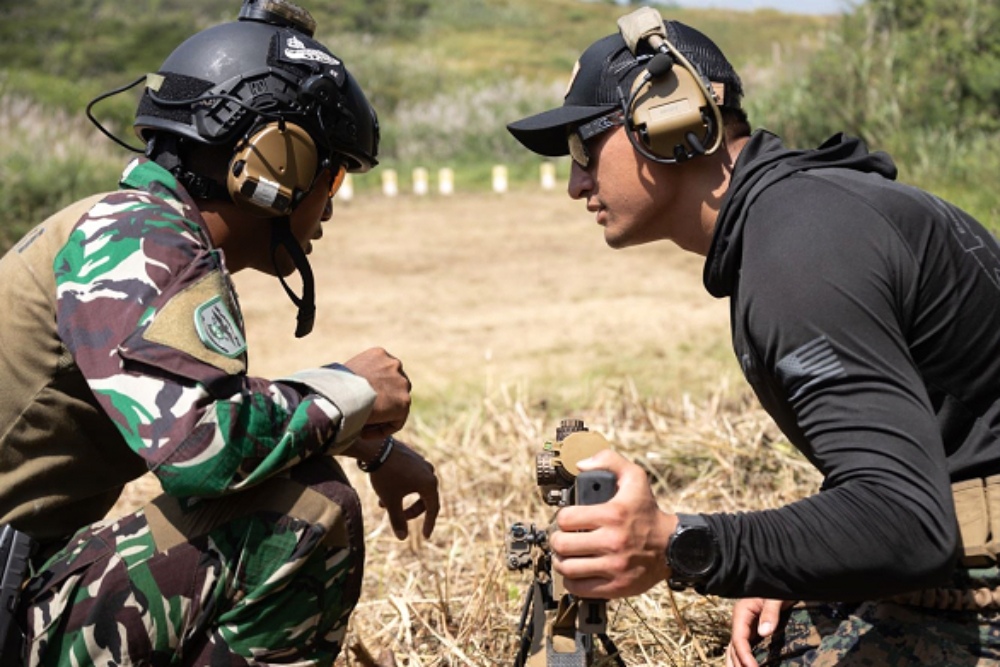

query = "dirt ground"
[[234, 188, 736, 410], [108, 188, 769, 665]]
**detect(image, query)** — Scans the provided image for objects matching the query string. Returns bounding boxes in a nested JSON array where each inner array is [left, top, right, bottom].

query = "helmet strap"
[[270, 217, 316, 338]]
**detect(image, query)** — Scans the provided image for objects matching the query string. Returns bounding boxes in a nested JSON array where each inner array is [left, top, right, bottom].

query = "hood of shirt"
[[703, 131, 898, 298]]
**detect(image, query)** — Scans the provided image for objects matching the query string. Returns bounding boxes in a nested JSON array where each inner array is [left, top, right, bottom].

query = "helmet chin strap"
[[270, 218, 316, 338]]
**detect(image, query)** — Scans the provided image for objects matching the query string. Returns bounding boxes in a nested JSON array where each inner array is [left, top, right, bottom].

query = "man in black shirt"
[[507, 7, 1000, 665]]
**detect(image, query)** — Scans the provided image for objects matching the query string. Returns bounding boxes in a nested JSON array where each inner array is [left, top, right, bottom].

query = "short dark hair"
[[723, 107, 751, 143]]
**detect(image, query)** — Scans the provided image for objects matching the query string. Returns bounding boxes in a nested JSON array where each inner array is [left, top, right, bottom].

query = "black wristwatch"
[[666, 513, 719, 591]]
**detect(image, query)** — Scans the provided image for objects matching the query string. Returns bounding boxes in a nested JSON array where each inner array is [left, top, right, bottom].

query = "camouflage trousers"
[[21, 457, 364, 666], [754, 565, 1000, 666]]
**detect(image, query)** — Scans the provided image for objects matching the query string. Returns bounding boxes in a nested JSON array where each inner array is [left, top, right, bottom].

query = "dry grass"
[[110, 383, 818, 666], [339, 381, 819, 667], [107, 192, 819, 666]]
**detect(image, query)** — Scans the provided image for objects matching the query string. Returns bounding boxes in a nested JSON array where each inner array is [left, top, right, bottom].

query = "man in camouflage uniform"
[[0, 1, 439, 665]]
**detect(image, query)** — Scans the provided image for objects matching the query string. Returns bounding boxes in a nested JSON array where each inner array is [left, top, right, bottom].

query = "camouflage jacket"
[[0, 159, 375, 543]]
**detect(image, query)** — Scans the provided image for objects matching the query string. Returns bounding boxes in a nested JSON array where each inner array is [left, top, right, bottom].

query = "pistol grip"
[[573, 470, 616, 638], [575, 470, 616, 506]]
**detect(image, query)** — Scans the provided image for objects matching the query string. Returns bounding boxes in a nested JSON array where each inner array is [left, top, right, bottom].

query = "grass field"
[[114, 189, 818, 665], [13, 0, 994, 661], [236, 189, 740, 413]]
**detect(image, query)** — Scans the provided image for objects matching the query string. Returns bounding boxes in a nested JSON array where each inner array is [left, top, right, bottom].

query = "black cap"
[[507, 20, 743, 157]]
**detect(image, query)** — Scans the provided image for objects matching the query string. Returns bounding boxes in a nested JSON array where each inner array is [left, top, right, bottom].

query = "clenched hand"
[[344, 347, 412, 439]]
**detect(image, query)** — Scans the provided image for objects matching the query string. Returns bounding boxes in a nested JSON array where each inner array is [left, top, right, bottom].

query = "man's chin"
[[269, 247, 309, 277], [604, 230, 629, 250]]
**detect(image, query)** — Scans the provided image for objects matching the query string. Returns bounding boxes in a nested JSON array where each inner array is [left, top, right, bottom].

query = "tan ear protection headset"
[[227, 71, 345, 218], [87, 0, 363, 339], [227, 121, 320, 218], [616, 7, 724, 163]]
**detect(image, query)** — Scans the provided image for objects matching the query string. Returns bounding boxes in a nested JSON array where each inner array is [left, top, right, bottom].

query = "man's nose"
[[567, 161, 592, 200]]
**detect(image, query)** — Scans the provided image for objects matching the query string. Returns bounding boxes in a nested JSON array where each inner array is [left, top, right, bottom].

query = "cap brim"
[[507, 104, 617, 157]]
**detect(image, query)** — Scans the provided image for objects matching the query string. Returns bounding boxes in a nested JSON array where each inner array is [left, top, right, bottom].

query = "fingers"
[[554, 504, 612, 537], [343, 348, 412, 432], [575, 448, 629, 475], [550, 521, 616, 555], [549, 545, 617, 598], [729, 633, 761, 667], [726, 598, 789, 667], [392, 495, 440, 539], [726, 641, 754, 667], [419, 487, 440, 538], [758, 598, 786, 638], [574, 450, 650, 505], [546, 450, 670, 600], [728, 599, 761, 667], [367, 437, 440, 541], [386, 501, 408, 540], [554, 458, 655, 536], [384, 496, 439, 541], [549, 533, 616, 584], [399, 479, 442, 540]]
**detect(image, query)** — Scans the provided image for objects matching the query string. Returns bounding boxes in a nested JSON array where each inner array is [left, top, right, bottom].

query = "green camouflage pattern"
[[24, 460, 364, 665], [755, 565, 1000, 665], [3, 159, 377, 663], [54, 158, 356, 501]]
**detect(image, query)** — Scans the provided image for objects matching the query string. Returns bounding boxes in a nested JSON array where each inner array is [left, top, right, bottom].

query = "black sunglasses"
[[567, 111, 626, 168]]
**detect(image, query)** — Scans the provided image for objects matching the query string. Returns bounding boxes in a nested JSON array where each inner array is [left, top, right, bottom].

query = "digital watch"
[[666, 513, 720, 591]]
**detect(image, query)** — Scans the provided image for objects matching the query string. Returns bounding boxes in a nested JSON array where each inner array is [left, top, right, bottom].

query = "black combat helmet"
[[134, 0, 379, 174], [124, 1, 380, 338]]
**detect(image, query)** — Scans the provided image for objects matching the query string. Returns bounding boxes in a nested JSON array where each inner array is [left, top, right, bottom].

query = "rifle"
[[506, 419, 626, 667], [0, 524, 35, 667]]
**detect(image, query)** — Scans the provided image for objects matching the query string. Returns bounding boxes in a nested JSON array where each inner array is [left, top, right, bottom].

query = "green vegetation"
[[747, 0, 999, 225], [1, 0, 997, 249]]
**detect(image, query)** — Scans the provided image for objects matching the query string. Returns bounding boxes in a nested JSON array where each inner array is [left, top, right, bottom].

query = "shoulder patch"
[[194, 296, 247, 358], [142, 269, 247, 375]]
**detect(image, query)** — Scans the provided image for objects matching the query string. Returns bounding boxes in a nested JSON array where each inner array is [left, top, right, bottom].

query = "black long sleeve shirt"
[[701, 131, 1000, 600]]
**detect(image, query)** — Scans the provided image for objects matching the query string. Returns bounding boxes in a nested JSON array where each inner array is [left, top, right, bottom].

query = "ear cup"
[[616, 7, 724, 164], [628, 62, 713, 161], [227, 122, 319, 217]]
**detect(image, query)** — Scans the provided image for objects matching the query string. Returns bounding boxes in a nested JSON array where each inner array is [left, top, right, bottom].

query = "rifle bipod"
[[508, 420, 626, 667], [507, 521, 625, 667], [512, 569, 624, 667]]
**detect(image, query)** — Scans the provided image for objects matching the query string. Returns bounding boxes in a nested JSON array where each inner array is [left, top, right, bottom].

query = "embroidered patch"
[[285, 34, 340, 67], [194, 296, 247, 358]]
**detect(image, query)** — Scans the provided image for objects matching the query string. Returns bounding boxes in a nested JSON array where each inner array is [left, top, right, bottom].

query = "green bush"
[[748, 0, 998, 143], [0, 97, 127, 250], [745, 0, 999, 231], [886, 129, 1000, 228], [2, 0, 996, 252]]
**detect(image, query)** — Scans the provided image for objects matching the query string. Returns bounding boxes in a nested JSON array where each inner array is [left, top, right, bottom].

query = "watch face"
[[670, 525, 718, 578]]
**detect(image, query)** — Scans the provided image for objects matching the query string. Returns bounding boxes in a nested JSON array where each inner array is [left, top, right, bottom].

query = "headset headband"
[[616, 7, 724, 164]]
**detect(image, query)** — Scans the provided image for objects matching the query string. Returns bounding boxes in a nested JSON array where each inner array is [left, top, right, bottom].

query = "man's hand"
[[367, 437, 440, 540], [726, 598, 794, 667], [344, 347, 411, 439], [549, 449, 674, 599]]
